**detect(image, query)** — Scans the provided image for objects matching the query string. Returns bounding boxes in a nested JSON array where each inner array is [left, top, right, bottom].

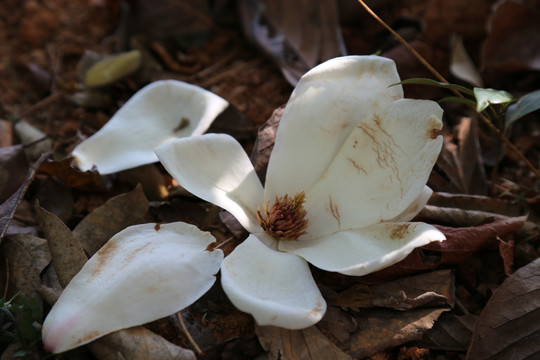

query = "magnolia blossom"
[[154, 55, 446, 327], [42, 55, 445, 353]]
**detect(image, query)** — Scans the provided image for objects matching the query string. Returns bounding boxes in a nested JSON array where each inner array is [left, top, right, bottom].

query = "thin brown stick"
[[356, 0, 540, 179], [176, 311, 203, 354]]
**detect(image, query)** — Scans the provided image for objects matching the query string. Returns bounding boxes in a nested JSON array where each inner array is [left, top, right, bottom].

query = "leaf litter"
[[1, 0, 540, 359]]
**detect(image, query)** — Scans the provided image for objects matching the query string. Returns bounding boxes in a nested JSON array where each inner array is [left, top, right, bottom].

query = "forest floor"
[[1, 1, 540, 359]]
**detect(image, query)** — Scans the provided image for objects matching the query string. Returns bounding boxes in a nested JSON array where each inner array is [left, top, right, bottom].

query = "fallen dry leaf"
[[73, 184, 149, 255], [418, 205, 537, 239], [331, 270, 454, 311], [239, 0, 346, 85], [250, 105, 283, 181], [348, 307, 449, 359], [0, 145, 28, 203], [118, 164, 169, 201], [1, 235, 43, 298], [419, 312, 477, 352], [466, 257, 540, 360], [437, 117, 487, 195], [87, 327, 196, 360], [0, 119, 13, 147], [37, 157, 106, 192], [0, 151, 50, 242], [256, 325, 351, 360], [428, 192, 526, 218], [35, 202, 87, 287]]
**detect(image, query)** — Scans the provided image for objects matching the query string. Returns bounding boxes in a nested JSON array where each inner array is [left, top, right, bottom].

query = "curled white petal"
[[387, 185, 433, 222], [42, 222, 223, 354], [72, 80, 228, 174], [155, 134, 265, 235], [279, 222, 445, 276], [264, 55, 403, 202], [221, 235, 326, 329], [302, 98, 443, 238]]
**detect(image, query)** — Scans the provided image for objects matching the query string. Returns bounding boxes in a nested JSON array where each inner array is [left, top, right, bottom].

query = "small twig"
[[176, 312, 202, 354], [356, 0, 540, 179], [18, 92, 62, 119]]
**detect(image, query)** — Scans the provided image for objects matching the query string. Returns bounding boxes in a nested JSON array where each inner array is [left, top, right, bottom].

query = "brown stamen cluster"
[[257, 192, 308, 241]]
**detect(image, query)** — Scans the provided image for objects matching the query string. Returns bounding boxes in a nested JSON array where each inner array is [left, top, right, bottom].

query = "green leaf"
[[473, 87, 514, 113], [394, 78, 475, 96], [505, 89, 540, 128]]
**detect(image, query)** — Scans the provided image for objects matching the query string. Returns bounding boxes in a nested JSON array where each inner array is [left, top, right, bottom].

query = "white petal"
[[72, 80, 228, 174], [387, 185, 433, 222], [302, 98, 443, 238], [279, 222, 445, 276], [42, 222, 223, 354], [264, 55, 403, 201], [221, 235, 326, 329], [155, 134, 264, 234]]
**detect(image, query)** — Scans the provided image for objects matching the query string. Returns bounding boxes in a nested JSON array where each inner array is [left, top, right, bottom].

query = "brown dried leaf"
[[1, 236, 42, 297], [87, 327, 196, 360], [239, 0, 346, 85], [35, 202, 87, 287], [250, 105, 282, 182], [0, 145, 28, 203], [428, 192, 526, 218], [0, 151, 49, 241], [332, 270, 454, 311], [0, 119, 13, 147], [118, 164, 168, 201], [349, 307, 449, 359], [256, 325, 351, 360], [437, 117, 487, 195], [37, 157, 106, 192], [419, 312, 477, 352], [6, 233, 51, 274], [418, 206, 536, 239], [466, 257, 540, 360], [73, 184, 149, 256]]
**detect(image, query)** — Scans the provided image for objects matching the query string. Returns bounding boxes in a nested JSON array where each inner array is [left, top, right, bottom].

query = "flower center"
[[257, 192, 308, 241]]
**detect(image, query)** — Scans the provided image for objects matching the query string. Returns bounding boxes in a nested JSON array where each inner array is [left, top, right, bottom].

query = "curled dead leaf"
[[466, 257, 540, 360]]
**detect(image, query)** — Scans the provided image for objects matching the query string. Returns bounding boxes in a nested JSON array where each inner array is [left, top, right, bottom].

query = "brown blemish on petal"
[[89, 241, 152, 279], [173, 117, 190, 132], [356, 114, 404, 196], [326, 195, 341, 228], [389, 224, 412, 241], [347, 156, 368, 175], [427, 116, 443, 139], [154, 223, 161, 231]]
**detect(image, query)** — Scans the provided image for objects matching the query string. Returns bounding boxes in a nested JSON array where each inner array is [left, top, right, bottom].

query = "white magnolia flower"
[[154, 55, 446, 328], [71, 80, 229, 174], [42, 55, 445, 353]]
